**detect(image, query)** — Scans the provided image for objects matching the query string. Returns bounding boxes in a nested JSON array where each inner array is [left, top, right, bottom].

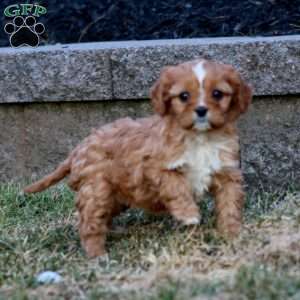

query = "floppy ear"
[[237, 79, 252, 114], [150, 67, 172, 116], [228, 72, 252, 121]]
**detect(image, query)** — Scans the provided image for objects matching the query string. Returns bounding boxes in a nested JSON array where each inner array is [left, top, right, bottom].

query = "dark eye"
[[212, 89, 224, 101], [179, 91, 190, 102]]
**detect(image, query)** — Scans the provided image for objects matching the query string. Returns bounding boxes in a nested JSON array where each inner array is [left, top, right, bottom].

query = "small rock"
[[36, 271, 63, 284]]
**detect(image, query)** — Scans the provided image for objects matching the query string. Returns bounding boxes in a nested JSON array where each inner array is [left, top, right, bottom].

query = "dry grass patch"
[[0, 184, 299, 299]]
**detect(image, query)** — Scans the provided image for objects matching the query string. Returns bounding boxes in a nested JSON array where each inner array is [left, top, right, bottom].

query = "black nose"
[[195, 106, 208, 117]]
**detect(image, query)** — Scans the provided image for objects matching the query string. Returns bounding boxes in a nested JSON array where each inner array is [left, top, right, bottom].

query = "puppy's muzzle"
[[195, 106, 207, 118], [195, 106, 208, 123], [194, 106, 210, 131]]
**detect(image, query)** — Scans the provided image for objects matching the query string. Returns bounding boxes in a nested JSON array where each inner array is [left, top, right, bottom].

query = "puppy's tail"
[[23, 158, 71, 194]]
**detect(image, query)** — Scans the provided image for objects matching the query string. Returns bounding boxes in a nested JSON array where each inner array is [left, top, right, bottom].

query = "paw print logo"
[[4, 16, 45, 48]]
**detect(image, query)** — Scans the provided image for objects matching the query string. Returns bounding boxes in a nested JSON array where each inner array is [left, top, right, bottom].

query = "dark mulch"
[[1, 0, 300, 47]]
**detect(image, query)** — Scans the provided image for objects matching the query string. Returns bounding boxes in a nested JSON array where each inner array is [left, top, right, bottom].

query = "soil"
[[1, 0, 300, 47]]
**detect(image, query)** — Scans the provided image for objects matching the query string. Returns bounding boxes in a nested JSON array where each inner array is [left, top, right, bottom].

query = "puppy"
[[24, 59, 252, 258]]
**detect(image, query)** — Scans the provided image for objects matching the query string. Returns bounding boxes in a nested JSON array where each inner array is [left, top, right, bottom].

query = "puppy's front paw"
[[217, 221, 241, 239], [182, 217, 201, 226]]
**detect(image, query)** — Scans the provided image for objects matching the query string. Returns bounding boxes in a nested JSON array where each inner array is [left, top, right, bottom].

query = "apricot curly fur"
[[24, 59, 252, 257]]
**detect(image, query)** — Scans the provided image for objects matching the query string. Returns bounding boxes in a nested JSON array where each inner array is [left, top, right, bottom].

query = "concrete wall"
[[1, 36, 300, 191]]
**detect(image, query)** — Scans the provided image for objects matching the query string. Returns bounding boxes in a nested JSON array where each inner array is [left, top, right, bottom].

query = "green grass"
[[228, 265, 300, 300], [0, 184, 299, 299]]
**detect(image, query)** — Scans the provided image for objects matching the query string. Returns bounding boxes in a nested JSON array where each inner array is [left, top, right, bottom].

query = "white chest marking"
[[167, 135, 234, 197], [193, 61, 206, 106]]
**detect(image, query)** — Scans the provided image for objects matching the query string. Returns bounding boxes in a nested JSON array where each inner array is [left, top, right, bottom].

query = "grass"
[[230, 265, 300, 300], [0, 184, 299, 299]]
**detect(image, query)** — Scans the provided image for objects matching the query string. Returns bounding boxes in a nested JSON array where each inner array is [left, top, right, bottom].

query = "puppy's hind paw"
[[83, 237, 107, 259]]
